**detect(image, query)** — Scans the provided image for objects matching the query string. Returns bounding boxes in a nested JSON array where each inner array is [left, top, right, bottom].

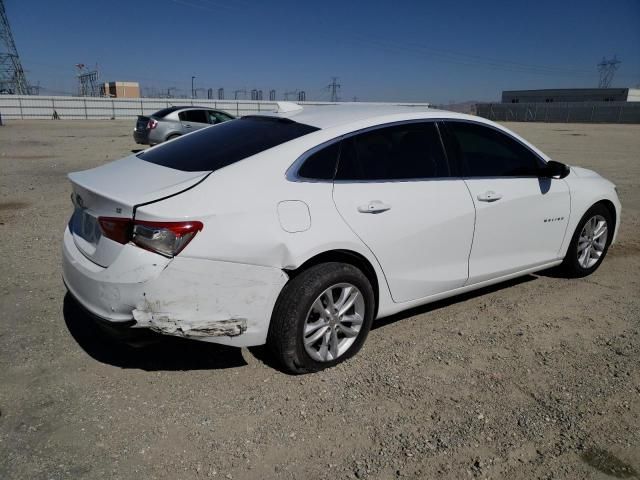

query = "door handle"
[[477, 191, 502, 202], [358, 200, 391, 214], [184, 124, 192, 128]]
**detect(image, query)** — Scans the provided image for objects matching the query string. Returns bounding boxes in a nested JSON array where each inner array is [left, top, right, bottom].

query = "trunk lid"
[[68, 155, 208, 267], [135, 115, 150, 132]]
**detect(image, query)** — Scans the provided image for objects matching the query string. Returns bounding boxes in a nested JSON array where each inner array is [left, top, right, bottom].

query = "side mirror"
[[541, 160, 570, 179]]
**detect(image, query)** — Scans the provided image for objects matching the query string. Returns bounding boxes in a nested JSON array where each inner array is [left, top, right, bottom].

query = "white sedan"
[[62, 103, 621, 373]]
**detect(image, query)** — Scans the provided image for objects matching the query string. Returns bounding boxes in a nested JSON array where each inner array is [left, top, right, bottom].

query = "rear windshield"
[[138, 116, 319, 172]]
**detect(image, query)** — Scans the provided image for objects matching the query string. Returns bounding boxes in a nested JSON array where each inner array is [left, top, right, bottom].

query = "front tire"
[[268, 262, 375, 374], [560, 203, 613, 277]]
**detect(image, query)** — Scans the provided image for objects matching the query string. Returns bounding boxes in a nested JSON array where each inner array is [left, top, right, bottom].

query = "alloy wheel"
[[303, 283, 365, 362]]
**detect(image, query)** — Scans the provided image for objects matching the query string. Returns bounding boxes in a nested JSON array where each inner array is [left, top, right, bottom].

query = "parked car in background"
[[65, 103, 620, 373], [133, 106, 234, 145]]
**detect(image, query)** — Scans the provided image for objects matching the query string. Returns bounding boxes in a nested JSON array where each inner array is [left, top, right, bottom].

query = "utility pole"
[[327, 76, 341, 103], [0, 0, 29, 94]]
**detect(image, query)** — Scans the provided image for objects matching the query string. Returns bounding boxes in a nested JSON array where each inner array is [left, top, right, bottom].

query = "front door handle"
[[358, 200, 392, 214], [477, 190, 502, 202]]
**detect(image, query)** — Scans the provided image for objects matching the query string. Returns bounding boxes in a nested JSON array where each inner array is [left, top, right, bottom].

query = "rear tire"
[[560, 203, 613, 277], [267, 262, 375, 374]]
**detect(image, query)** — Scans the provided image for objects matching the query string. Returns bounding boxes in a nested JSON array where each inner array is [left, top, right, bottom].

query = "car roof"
[[255, 103, 478, 130]]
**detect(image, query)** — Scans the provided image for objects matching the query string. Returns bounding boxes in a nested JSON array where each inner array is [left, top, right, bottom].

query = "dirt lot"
[[1, 119, 639, 480]]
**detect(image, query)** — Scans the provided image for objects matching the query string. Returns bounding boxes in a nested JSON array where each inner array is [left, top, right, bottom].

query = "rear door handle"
[[477, 190, 502, 202], [358, 200, 392, 213]]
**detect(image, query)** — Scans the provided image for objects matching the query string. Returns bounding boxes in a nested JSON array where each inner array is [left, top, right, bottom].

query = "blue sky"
[[6, 0, 640, 103]]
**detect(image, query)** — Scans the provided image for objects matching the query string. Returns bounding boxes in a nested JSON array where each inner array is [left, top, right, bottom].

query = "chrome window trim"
[[286, 117, 549, 184]]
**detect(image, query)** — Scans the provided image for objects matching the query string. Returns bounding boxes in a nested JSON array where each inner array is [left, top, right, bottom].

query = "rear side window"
[[445, 121, 542, 177], [152, 107, 180, 118], [179, 110, 209, 123], [297, 142, 340, 180], [138, 116, 319, 172], [335, 122, 450, 181]]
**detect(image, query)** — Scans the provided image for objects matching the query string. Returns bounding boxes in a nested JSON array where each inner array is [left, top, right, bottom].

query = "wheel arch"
[[284, 249, 381, 318], [595, 199, 617, 233]]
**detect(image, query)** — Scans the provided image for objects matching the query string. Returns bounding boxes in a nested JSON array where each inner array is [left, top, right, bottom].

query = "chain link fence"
[[476, 101, 640, 123]]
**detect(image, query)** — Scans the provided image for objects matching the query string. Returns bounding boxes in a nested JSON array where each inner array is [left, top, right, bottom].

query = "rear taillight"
[[98, 217, 203, 257], [132, 220, 203, 257], [147, 118, 158, 129], [98, 217, 132, 245]]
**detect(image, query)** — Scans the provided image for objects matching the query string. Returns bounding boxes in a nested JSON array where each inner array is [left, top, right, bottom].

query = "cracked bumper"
[[62, 226, 288, 347]]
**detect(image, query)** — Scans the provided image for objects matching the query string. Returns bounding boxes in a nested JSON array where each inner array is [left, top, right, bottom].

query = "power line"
[[348, 34, 599, 78]]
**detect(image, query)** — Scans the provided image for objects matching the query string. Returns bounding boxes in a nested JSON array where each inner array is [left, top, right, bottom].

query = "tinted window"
[[138, 116, 319, 172], [298, 142, 340, 180], [179, 109, 209, 123], [208, 111, 233, 124], [445, 121, 542, 177], [335, 122, 449, 181], [152, 107, 181, 118]]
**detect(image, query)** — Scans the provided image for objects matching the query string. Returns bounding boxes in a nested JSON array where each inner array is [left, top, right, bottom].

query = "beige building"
[[102, 81, 140, 98]]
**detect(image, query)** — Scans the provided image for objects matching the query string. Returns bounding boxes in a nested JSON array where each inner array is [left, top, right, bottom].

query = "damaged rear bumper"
[[132, 310, 248, 338], [62, 226, 288, 347]]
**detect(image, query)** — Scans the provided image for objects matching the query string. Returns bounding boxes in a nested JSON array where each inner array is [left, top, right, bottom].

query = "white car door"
[[332, 121, 476, 303], [443, 120, 570, 285]]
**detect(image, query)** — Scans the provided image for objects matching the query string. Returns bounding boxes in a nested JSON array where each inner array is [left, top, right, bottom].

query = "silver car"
[[133, 106, 234, 145]]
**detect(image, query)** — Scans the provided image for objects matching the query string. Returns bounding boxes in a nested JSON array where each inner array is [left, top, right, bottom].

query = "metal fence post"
[[83, 98, 88, 119], [140, 100, 144, 115], [618, 105, 623, 123], [236, 102, 239, 116], [18, 96, 23, 119], [111, 99, 116, 119]]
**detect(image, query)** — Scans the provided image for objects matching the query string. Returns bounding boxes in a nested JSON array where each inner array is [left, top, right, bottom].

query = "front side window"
[[335, 122, 450, 181], [138, 116, 319, 172], [179, 109, 209, 123], [208, 111, 233, 124], [445, 121, 543, 177]]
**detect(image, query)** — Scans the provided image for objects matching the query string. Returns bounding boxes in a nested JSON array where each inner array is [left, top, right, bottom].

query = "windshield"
[[137, 116, 319, 172]]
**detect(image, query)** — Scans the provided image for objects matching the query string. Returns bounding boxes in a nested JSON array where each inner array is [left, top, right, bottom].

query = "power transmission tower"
[[0, 0, 29, 94], [76, 63, 100, 96], [269, 89, 276, 101], [597, 56, 621, 88], [234, 89, 246, 100], [218, 88, 224, 100], [327, 76, 341, 102]]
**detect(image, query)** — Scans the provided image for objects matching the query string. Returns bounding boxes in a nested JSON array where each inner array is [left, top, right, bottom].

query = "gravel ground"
[[1, 120, 639, 480]]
